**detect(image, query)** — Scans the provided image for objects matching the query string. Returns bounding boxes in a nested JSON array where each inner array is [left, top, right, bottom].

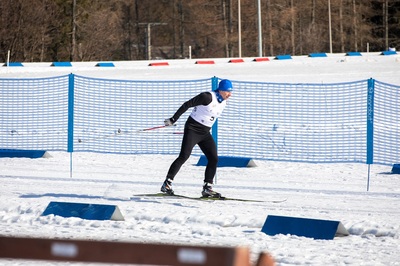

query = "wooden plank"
[[0, 236, 251, 266], [255, 252, 276, 266]]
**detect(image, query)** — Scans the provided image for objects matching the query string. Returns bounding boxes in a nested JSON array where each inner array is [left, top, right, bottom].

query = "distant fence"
[[0, 74, 399, 165]]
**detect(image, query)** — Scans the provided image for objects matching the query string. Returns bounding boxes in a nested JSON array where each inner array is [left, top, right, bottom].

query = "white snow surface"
[[1, 53, 400, 265]]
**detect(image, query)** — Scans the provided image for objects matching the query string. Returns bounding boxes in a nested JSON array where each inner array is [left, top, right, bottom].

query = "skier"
[[161, 79, 233, 198]]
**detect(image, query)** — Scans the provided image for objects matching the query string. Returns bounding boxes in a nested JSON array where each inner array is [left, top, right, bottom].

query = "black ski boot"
[[202, 182, 221, 198], [160, 178, 174, 195]]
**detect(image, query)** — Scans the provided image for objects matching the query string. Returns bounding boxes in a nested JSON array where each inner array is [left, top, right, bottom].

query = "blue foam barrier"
[[261, 215, 349, 240], [392, 164, 400, 174], [381, 51, 397, 56], [346, 52, 362, 56], [274, 54, 292, 60], [95, 62, 115, 67], [196, 155, 256, 168], [308, 53, 327, 57], [0, 149, 49, 158], [42, 201, 124, 221], [51, 62, 72, 67], [3, 62, 24, 67]]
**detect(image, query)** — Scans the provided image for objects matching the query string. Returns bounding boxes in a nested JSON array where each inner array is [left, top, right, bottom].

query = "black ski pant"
[[166, 120, 218, 184]]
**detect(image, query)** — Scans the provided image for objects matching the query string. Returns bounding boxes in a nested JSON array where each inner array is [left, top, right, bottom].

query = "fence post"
[[67, 74, 75, 178], [366, 78, 375, 191], [67, 73, 75, 152], [211, 77, 219, 183], [211, 77, 219, 146]]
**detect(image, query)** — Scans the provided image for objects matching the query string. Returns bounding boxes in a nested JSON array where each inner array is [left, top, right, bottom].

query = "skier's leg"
[[198, 134, 218, 184], [166, 129, 198, 180]]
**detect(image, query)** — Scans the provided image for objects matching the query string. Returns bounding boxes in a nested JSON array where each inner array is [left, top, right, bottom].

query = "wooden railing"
[[0, 236, 275, 266]]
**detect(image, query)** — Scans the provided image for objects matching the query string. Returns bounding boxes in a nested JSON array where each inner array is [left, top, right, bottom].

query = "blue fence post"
[[67, 74, 75, 152], [211, 77, 219, 145], [68, 74, 75, 178], [211, 77, 219, 183], [366, 78, 374, 164], [366, 78, 375, 191]]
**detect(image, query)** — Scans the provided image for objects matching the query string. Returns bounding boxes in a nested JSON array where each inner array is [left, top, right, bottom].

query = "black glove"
[[164, 117, 175, 126]]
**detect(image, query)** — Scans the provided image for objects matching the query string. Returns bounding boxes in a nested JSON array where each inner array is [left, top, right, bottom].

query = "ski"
[[132, 193, 287, 203]]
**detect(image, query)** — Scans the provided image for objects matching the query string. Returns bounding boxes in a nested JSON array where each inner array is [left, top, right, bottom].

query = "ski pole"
[[137, 125, 170, 132], [121, 124, 176, 134], [77, 124, 176, 143]]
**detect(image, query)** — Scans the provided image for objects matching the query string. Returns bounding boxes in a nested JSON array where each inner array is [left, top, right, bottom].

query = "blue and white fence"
[[0, 74, 399, 166]]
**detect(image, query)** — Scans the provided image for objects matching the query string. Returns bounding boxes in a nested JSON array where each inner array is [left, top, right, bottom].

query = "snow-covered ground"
[[1, 53, 400, 265]]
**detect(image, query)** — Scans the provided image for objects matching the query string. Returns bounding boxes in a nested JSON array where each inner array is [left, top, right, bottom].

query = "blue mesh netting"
[[373, 80, 400, 165], [219, 80, 368, 163], [0, 75, 399, 165], [0, 75, 69, 151], [73, 76, 210, 154]]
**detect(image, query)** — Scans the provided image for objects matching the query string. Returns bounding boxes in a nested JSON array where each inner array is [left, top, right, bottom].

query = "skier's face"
[[219, 90, 232, 100]]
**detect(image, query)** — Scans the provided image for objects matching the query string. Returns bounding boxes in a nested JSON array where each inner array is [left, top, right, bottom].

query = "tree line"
[[0, 0, 399, 62]]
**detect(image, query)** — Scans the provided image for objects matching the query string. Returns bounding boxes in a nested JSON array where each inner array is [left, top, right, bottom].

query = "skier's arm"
[[165, 92, 212, 125]]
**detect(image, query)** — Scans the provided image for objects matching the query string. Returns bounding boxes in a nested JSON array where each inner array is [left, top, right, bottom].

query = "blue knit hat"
[[217, 79, 233, 91]]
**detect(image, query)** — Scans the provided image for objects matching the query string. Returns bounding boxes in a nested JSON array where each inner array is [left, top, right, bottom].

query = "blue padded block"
[[308, 53, 327, 57], [261, 215, 348, 240], [196, 155, 256, 167], [0, 149, 46, 158], [381, 51, 397, 56], [392, 164, 400, 174], [42, 201, 124, 221], [51, 62, 72, 67], [96, 62, 115, 67], [3, 62, 24, 67], [275, 54, 292, 60], [346, 52, 362, 56]]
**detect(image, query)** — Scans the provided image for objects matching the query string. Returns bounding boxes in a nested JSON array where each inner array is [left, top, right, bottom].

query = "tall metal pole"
[[328, 0, 333, 53], [138, 23, 167, 60], [147, 24, 151, 60], [238, 0, 242, 57], [257, 0, 262, 57]]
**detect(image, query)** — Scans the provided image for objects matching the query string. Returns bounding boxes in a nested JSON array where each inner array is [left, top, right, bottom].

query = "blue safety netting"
[[0, 75, 399, 165]]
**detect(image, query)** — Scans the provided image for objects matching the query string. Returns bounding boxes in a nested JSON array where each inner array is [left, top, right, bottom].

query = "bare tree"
[[0, 0, 399, 61]]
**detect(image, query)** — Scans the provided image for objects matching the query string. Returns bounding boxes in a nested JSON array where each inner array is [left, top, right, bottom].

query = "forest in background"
[[0, 0, 399, 62]]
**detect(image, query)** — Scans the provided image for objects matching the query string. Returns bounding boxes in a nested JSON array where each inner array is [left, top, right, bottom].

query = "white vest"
[[190, 92, 227, 127]]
